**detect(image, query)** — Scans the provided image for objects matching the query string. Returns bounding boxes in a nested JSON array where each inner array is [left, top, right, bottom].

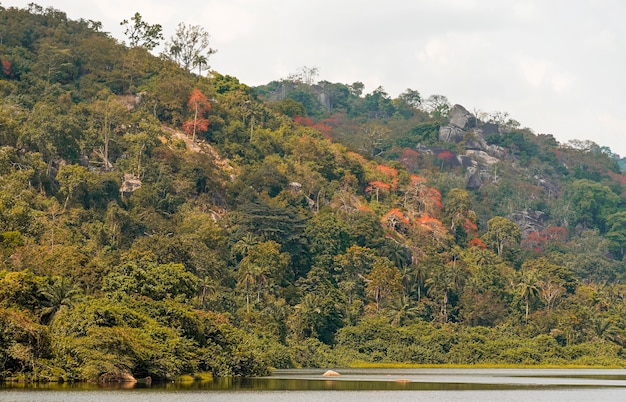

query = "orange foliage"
[[294, 116, 333, 138], [543, 226, 567, 243], [400, 149, 420, 172], [375, 164, 399, 190], [437, 150, 454, 160], [294, 116, 314, 126], [184, 89, 211, 139], [463, 218, 478, 234], [409, 174, 425, 184], [366, 181, 391, 192], [183, 118, 209, 136], [468, 238, 487, 249], [521, 231, 547, 252], [1, 59, 10, 76], [522, 226, 568, 252], [381, 209, 410, 232], [608, 171, 626, 186], [188, 89, 211, 114], [415, 216, 444, 230]]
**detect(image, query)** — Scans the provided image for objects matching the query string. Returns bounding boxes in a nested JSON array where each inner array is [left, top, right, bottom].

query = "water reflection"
[[4, 368, 626, 392]]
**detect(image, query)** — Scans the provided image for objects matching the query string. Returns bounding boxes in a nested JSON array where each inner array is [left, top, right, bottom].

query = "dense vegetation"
[[2, 4, 626, 382]]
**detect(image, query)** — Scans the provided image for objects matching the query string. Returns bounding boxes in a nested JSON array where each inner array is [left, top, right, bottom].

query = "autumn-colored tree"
[[468, 238, 487, 249], [366, 180, 391, 202], [399, 149, 420, 172], [381, 209, 410, 233], [437, 150, 455, 170], [1, 59, 11, 76], [183, 89, 211, 143], [376, 164, 399, 190], [521, 231, 548, 252], [404, 175, 442, 218]]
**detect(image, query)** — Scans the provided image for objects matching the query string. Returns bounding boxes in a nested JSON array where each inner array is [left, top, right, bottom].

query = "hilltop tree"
[[120, 12, 163, 50], [165, 23, 216, 73]]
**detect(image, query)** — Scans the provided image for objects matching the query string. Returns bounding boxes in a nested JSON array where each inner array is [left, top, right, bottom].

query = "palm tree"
[[232, 233, 259, 260], [293, 293, 322, 340], [382, 238, 410, 269], [197, 276, 217, 309], [516, 271, 540, 321], [237, 260, 258, 312], [426, 266, 454, 322], [40, 276, 82, 324], [262, 300, 290, 343], [387, 298, 420, 327]]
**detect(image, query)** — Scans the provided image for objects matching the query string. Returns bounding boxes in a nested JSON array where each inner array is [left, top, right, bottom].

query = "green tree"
[[39, 276, 82, 324], [120, 12, 163, 50], [56, 164, 96, 211], [565, 179, 620, 232], [605, 211, 626, 258], [365, 257, 402, 312], [482, 216, 521, 258], [516, 269, 540, 321]]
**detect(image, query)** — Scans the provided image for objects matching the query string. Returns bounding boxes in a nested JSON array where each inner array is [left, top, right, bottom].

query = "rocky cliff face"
[[434, 104, 508, 189]]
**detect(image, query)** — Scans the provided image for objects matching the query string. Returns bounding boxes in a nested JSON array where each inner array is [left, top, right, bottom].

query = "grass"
[[348, 361, 625, 369], [174, 372, 213, 382]]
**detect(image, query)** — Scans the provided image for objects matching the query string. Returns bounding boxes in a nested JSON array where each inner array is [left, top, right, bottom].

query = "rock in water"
[[323, 370, 341, 377]]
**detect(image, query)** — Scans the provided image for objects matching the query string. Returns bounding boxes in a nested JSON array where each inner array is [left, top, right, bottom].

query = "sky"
[[4, 0, 626, 157]]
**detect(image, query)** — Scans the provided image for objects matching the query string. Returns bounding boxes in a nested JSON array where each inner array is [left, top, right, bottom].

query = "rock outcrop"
[[511, 208, 546, 237]]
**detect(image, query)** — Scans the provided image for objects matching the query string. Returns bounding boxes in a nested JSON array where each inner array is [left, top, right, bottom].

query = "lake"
[[3, 368, 626, 401]]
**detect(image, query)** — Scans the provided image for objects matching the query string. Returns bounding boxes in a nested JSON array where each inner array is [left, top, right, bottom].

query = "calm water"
[[3, 368, 626, 401]]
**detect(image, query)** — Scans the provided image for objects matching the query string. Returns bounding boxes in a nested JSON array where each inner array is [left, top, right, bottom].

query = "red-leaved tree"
[[183, 89, 211, 142], [1, 59, 11, 76]]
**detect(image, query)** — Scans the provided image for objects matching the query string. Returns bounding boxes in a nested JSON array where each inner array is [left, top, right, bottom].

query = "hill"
[[1, 4, 626, 382]]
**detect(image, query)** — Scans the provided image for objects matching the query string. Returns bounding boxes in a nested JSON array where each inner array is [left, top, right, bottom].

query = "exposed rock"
[[289, 182, 302, 192], [480, 122, 500, 136], [448, 104, 476, 130], [439, 105, 477, 144], [439, 124, 466, 143], [534, 175, 560, 196], [465, 150, 500, 165], [120, 173, 142, 196], [465, 165, 482, 190], [511, 208, 546, 237], [323, 370, 341, 377], [98, 372, 137, 383]]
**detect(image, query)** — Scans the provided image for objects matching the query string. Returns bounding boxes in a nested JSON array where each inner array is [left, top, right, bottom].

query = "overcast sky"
[[4, 0, 626, 157]]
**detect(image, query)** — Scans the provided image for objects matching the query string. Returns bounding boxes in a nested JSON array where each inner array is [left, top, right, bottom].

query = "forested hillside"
[[2, 4, 626, 382]]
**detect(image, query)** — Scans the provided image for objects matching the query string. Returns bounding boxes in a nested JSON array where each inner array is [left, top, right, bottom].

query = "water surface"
[[3, 368, 626, 401]]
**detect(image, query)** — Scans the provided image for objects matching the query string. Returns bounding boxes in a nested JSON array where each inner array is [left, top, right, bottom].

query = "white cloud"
[[519, 58, 549, 88], [418, 37, 451, 66], [551, 72, 574, 93]]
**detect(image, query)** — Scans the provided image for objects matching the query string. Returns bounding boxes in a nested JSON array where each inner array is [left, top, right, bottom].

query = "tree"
[[482, 216, 521, 257], [39, 276, 82, 323], [565, 179, 620, 232], [120, 12, 163, 50], [183, 89, 211, 143], [605, 211, 626, 258], [443, 188, 477, 243], [56, 164, 96, 212], [423, 94, 450, 120], [166, 23, 216, 72], [365, 257, 402, 312], [516, 270, 540, 321], [83, 92, 128, 170]]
